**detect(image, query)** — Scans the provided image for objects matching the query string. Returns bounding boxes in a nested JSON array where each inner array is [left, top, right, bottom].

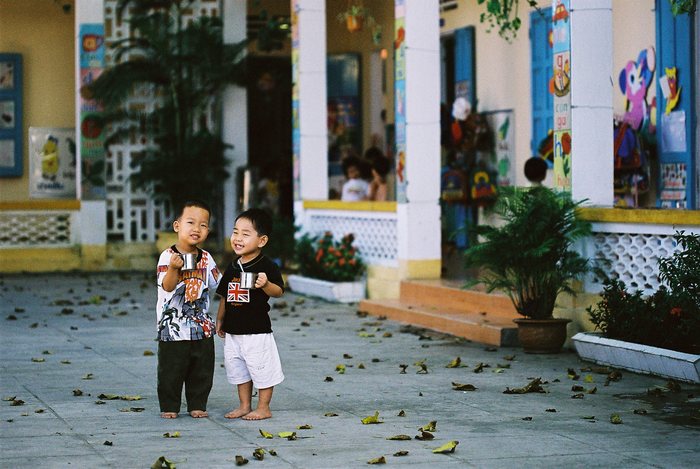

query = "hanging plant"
[[336, 1, 382, 45], [477, 0, 540, 42]]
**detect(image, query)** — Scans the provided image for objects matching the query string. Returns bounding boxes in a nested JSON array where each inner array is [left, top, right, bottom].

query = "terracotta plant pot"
[[513, 318, 571, 354], [346, 15, 363, 32]]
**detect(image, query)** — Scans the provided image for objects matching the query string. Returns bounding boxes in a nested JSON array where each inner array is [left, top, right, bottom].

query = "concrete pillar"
[[395, 0, 441, 278], [75, 0, 106, 268], [569, 0, 614, 206], [292, 0, 327, 216], [222, 0, 248, 236]]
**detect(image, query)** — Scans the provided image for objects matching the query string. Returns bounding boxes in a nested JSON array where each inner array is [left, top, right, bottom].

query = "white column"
[[396, 0, 441, 277], [570, 0, 614, 206], [222, 0, 248, 236], [294, 0, 327, 202], [75, 0, 106, 250]]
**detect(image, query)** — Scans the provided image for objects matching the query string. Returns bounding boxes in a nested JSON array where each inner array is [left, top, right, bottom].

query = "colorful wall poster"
[[79, 23, 106, 200], [29, 127, 76, 198], [394, 0, 407, 203], [485, 110, 515, 187], [551, 0, 571, 190]]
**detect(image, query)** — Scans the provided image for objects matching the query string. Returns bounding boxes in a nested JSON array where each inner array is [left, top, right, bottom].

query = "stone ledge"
[[287, 274, 365, 303], [572, 332, 700, 383]]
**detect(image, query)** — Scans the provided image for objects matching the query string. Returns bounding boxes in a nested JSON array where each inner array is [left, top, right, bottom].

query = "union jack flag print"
[[227, 281, 250, 303]]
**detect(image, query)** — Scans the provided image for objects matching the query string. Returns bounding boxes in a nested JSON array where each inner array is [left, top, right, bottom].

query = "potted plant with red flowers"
[[288, 231, 366, 303]]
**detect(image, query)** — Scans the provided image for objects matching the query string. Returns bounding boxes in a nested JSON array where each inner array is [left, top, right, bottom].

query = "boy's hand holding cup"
[[169, 252, 184, 270], [255, 272, 269, 289]]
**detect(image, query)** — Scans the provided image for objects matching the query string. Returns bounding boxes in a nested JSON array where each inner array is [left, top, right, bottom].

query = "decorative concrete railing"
[[0, 201, 80, 248], [299, 201, 399, 267], [579, 208, 700, 295]]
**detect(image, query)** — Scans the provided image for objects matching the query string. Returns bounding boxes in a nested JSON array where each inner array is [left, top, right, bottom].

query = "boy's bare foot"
[[189, 410, 208, 418], [242, 409, 272, 420], [161, 412, 178, 419], [225, 407, 252, 419]]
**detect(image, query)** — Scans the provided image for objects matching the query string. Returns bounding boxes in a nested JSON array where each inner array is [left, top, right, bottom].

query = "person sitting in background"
[[367, 151, 391, 201], [340, 155, 370, 201]]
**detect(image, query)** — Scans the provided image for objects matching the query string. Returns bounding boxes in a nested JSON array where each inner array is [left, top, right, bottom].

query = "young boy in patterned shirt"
[[156, 200, 220, 419]]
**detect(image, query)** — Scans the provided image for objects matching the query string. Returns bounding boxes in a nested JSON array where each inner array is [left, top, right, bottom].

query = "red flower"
[[670, 307, 682, 317]]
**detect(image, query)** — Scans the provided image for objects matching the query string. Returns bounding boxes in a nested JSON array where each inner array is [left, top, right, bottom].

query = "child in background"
[[340, 155, 370, 201], [156, 200, 221, 419], [365, 147, 391, 201], [216, 208, 285, 420]]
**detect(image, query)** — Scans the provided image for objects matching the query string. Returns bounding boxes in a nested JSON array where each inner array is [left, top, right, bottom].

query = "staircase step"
[[358, 298, 519, 347], [399, 280, 516, 318]]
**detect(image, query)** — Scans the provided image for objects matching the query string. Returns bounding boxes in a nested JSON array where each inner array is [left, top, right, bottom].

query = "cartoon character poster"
[[394, 1, 407, 203], [29, 127, 76, 198], [618, 47, 656, 135]]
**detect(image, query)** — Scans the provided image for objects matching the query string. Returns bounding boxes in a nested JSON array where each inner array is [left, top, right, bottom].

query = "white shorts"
[[223, 333, 284, 389]]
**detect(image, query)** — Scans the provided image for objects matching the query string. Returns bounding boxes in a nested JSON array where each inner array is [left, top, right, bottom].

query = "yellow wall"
[[0, 0, 75, 201]]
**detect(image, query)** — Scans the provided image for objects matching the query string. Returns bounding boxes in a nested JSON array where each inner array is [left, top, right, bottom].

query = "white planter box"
[[572, 332, 700, 384], [287, 274, 366, 303]]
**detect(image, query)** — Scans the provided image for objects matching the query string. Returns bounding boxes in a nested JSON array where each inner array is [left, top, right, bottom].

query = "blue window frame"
[[530, 11, 553, 159], [655, 0, 696, 208], [0, 53, 23, 177]]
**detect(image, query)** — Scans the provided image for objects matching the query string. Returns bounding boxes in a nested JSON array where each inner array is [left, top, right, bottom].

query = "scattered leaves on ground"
[[633, 408, 648, 415], [143, 350, 155, 356], [61, 360, 71, 364], [82, 373, 94, 380], [399, 364, 408, 374], [567, 368, 580, 380], [386, 434, 411, 440], [324, 376, 334, 382], [397, 410, 405, 417], [163, 432, 180, 438], [253, 448, 265, 461], [235, 454, 248, 466], [367, 456, 386, 464], [393, 450, 409, 457], [278, 431, 297, 440], [31, 358, 46, 363], [610, 413, 623, 424], [72, 389, 83, 396], [103, 440, 113, 446], [324, 412, 338, 417], [296, 424, 312, 430], [119, 407, 145, 412], [259, 429, 274, 439], [336, 364, 346, 374]]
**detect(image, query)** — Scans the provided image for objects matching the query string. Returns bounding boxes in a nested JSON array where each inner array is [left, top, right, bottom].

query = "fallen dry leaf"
[[361, 411, 383, 425], [416, 363, 429, 374], [151, 456, 176, 469], [522, 416, 533, 421], [324, 412, 338, 417], [235, 454, 248, 466], [386, 434, 411, 440], [259, 429, 274, 439], [610, 413, 623, 424], [72, 389, 83, 397], [119, 407, 145, 412], [163, 432, 181, 438], [2, 396, 16, 401], [415, 431, 434, 440], [633, 408, 648, 415], [367, 456, 386, 464], [545, 408, 557, 413], [253, 448, 265, 461], [419, 420, 437, 432], [335, 364, 346, 374], [446, 357, 462, 368], [567, 368, 580, 380], [571, 385, 584, 392], [503, 378, 546, 394], [571, 393, 584, 399], [143, 350, 155, 356], [432, 440, 459, 454], [31, 358, 45, 363], [393, 450, 409, 457], [452, 382, 477, 391], [83, 373, 94, 380], [358, 363, 366, 369], [60, 360, 71, 365], [503, 355, 516, 361], [296, 424, 312, 430], [397, 410, 406, 417], [399, 364, 408, 374], [278, 431, 297, 440], [103, 440, 113, 446]]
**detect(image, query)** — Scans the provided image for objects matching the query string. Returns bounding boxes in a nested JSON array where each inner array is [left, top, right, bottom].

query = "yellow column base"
[[366, 259, 441, 300]]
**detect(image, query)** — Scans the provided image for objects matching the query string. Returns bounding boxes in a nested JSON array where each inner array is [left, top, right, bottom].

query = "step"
[[399, 279, 517, 318], [357, 298, 519, 347]]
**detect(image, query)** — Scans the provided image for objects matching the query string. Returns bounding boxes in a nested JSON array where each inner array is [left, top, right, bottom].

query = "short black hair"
[[372, 155, 391, 177], [236, 208, 273, 237], [341, 155, 362, 178], [524, 157, 547, 183], [178, 200, 211, 219]]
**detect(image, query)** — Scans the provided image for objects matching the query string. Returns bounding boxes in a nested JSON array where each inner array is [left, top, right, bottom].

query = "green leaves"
[[432, 440, 459, 454]]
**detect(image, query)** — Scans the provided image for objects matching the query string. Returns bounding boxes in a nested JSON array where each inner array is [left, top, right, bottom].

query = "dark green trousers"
[[157, 337, 214, 413]]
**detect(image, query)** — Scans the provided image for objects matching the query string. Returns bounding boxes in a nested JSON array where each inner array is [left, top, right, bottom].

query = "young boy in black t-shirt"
[[216, 208, 285, 420]]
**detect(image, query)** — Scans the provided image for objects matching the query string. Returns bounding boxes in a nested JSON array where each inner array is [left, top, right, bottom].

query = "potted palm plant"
[[86, 0, 285, 220], [464, 186, 592, 353]]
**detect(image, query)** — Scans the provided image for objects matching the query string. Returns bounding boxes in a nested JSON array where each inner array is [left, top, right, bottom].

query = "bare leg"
[[225, 381, 253, 419], [242, 386, 273, 420], [161, 412, 178, 419]]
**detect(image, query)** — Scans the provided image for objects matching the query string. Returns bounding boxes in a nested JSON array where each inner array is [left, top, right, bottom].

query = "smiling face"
[[173, 205, 210, 253], [231, 216, 268, 263]]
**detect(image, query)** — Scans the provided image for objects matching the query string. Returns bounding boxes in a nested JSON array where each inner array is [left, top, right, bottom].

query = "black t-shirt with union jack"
[[216, 254, 284, 335]]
